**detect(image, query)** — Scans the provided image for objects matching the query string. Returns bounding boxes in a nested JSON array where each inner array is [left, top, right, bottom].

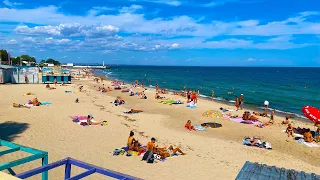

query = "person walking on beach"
[[24, 75, 29, 84], [239, 94, 244, 110], [235, 96, 240, 111], [211, 90, 214, 100]]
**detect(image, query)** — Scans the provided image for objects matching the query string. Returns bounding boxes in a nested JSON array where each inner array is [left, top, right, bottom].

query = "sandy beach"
[[0, 74, 319, 180]]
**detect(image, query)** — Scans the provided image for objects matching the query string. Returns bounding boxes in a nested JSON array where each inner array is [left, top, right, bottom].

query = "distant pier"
[[61, 63, 109, 69]]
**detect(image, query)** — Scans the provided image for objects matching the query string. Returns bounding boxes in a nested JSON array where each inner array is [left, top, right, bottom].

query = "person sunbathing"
[[282, 117, 290, 125], [243, 137, 261, 146], [86, 115, 101, 125], [316, 126, 320, 143], [129, 109, 143, 113], [185, 120, 196, 131], [32, 98, 42, 106], [286, 124, 294, 137], [13, 103, 30, 108], [155, 146, 185, 159], [127, 131, 137, 149], [253, 112, 269, 117], [303, 129, 314, 143], [139, 93, 147, 99], [155, 93, 165, 100], [131, 141, 144, 153], [243, 112, 258, 121], [146, 138, 184, 159], [79, 86, 83, 92]]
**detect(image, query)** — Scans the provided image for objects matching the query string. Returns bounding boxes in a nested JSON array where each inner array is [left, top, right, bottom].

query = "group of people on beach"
[[127, 131, 185, 160]]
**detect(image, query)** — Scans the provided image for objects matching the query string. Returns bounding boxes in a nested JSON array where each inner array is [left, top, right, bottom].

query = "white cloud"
[[8, 39, 17, 44], [23, 37, 36, 42], [119, 4, 143, 14], [130, 0, 181, 6], [247, 58, 255, 61], [2, 6, 318, 38], [14, 24, 119, 38], [3, 0, 22, 7], [170, 43, 180, 49]]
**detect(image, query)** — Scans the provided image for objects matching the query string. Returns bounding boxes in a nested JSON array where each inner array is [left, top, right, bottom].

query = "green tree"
[[0, 49, 8, 63], [11, 57, 20, 66], [20, 55, 36, 63], [46, 58, 60, 65]]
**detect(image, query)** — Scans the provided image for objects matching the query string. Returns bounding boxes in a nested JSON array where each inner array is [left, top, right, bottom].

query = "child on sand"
[[282, 117, 290, 125], [185, 120, 196, 131], [286, 124, 294, 137], [303, 129, 314, 143], [269, 110, 275, 124]]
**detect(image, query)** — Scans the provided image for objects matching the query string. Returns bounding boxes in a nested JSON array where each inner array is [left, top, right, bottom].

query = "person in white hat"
[[264, 100, 269, 113], [239, 94, 244, 110]]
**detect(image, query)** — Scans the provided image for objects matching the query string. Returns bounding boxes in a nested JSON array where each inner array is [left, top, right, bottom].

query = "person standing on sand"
[[184, 85, 187, 94], [156, 83, 159, 92], [239, 94, 244, 110], [235, 96, 240, 111], [211, 90, 214, 100], [54, 77, 57, 86]]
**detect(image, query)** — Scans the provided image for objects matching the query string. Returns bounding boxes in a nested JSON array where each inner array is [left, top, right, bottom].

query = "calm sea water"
[[94, 66, 320, 117]]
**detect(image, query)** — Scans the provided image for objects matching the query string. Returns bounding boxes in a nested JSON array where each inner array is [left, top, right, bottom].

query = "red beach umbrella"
[[302, 106, 320, 123]]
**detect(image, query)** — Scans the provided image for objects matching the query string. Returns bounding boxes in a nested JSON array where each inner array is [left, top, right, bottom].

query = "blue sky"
[[0, 0, 319, 66]]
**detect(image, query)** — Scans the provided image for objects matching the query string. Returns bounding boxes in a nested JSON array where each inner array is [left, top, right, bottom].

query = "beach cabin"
[[0, 65, 15, 84], [236, 161, 320, 180], [41, 67, 72, 84]]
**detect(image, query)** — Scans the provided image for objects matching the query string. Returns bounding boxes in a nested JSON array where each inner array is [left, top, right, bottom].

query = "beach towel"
[[172, 100, 183, 104], [40, 102, 52, 106], [281, 130, 304, 138], [297, 139, 319, 147], [194, 125, 206, 131], [186, 105, 197, 108], [160, 100, 175, 105]]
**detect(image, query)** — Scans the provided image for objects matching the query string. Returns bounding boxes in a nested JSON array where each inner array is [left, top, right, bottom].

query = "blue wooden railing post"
[[42, 155, 48, 180], [65, 161, 71, 179]]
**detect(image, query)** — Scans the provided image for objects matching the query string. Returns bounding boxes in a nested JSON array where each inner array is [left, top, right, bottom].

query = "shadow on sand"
[[0, 121, 29, 141]]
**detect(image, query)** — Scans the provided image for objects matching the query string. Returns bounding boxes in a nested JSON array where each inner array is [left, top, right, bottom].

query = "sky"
[[0, 0, 319, 66]]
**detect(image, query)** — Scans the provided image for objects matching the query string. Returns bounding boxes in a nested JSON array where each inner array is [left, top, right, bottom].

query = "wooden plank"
[[16, 159, 67, 179], [0, 147, 20, 156], [66, 168, 96, 180]]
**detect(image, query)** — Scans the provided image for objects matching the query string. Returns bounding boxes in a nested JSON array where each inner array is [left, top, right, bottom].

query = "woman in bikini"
[[286, 124, 294, 137], [185, 120, 196, 131], [86, 115, 101, 125]]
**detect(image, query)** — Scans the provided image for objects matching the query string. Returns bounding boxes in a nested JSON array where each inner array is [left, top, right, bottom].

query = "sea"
[[93, 66, 320, 120]]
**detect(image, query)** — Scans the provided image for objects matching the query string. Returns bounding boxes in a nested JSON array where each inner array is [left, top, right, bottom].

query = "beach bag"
[[80, 122, 88, 126], [142, 151, 154, 163]]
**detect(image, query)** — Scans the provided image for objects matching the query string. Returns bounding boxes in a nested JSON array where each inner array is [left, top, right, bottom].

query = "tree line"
[[0, 49, 61, 66]]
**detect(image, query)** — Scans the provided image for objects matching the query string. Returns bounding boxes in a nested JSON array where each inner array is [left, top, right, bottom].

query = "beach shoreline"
[[93, 69, 310, 123]]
